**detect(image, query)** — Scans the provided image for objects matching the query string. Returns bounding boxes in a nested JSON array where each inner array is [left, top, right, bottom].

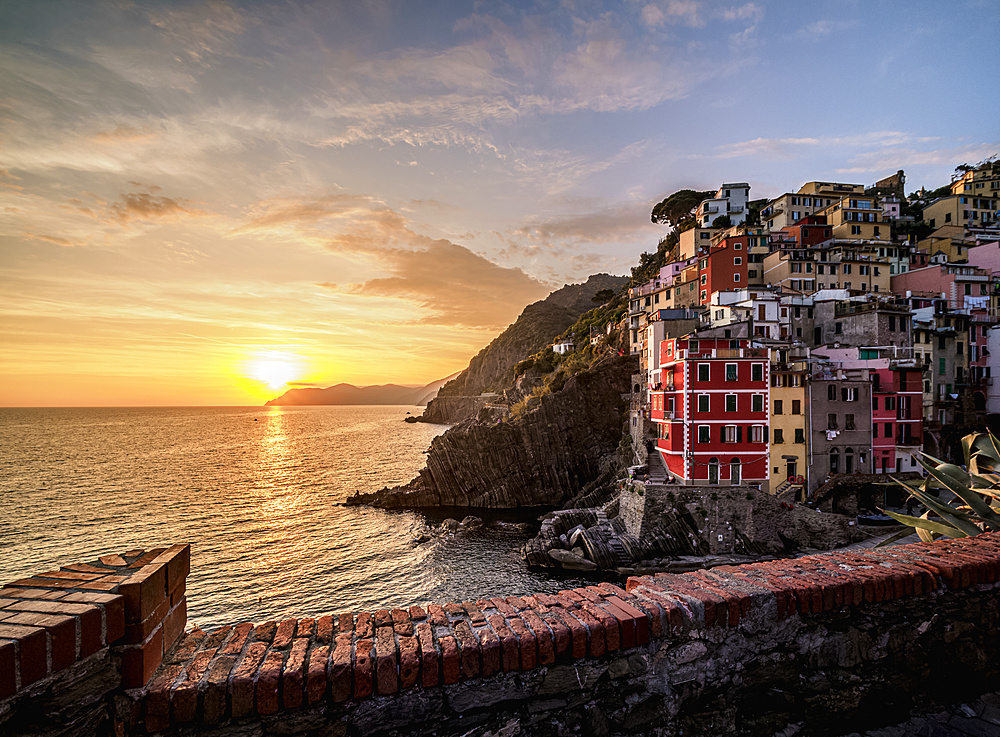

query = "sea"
[[0, 405, 589, 630]]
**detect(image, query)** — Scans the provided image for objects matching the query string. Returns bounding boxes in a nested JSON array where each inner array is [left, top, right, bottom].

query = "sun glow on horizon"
[[248, 354, 303, 390]]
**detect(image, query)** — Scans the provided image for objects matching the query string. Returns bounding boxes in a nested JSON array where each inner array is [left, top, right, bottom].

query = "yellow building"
[[923, 195, 998, 230], [950, 161, 1000, 197], [815, 193, 890, 243], [677, 226, 718, 260], [769, 350, 810, 498]]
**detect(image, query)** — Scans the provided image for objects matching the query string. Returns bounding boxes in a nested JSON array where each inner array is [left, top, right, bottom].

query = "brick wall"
[[4, 536, 1000, 736], [0, 544, 189, 703]]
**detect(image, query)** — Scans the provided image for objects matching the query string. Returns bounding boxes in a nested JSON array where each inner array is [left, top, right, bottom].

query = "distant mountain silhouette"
[[264, 374, 457, 407]]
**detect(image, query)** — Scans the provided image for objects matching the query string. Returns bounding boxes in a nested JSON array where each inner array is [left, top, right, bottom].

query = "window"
[[830, 450, 839, 474], [697, 425, 710, 444], [835, 322, 842, 334], [752, 364, 763, 382], [792, 399, 801, 415], [726, 363, 738, 381], [851, 225, 862, 235], [723, 426, 739, 443], [939, 358, 946, 375], [888, 316, 896, 331], [751, 425, 764, 443], [795, 428, 805, 443], [841, 387, 859, 401], [845, 414, 855, 430], [885, 397, 895, 410], [774, 428, 784, 444], [698, 395, 710, 412], [957, 342, 964, 356], [774, 399, 783, 414], [726, 394, 737, 412], [828, 414, 838, 430], [827, 385, 835, 400], [734, 273, 740, 282], [752, 394, 763, 412], [689, 340, 699, 353], [872, 396, 879, 410], [734, 257, 742, 265], [699, 364, 710, 382]]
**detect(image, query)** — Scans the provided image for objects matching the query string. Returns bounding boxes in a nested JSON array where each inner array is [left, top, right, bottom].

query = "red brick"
[[522, 595, 549, 613], [162, 598, 186, 653], [251, 621, 276, 643], [4, 599, 98, 617], [282, 637, 309, 708], [170, 580, 186, 607], [203, 654, 236, 725], [297, 618, 315, 638], [150, 545, 191, 596], [145, 662, 183, 732], [272, 618, 297, 649], [330, 635, 352, 702], [573, 587, 603, 603], [230, 641, 268, 719], [487, 614, 520, 672], [99, 555, 127, 567], [452, 620, 480, 678], [519, 610, 554, 665], [220, 622, 253, 656], [415, 622, 439, 688], [607, 596, 649, 645], [559, 589, 585, 603], [0, 623, 47, 686], [337, 614, 354, 635], [165, 627, 205, 665], [3, 612, 76, 671], [189, 647, 217, 683], [444, 602, 464, 617], [581, 602, 619, 651], [119, 565, 166, 625], [601, 601, 636, 649], [506, 596, 529, 610], [551, 609, 587, 659], [438, 635, 460, 684], [463, 601, 486, 625], [355, 612, 373, 639], [570, 607, 606, 658], [542, 614, 571, 659], [75, 602, 110, 657], [76, 581, 122, 592], [392, 608, 413, 636], [490, 597, 517, 616], [506, 617, 536, 671], [63, 563, 112, 574], [124, 549, 145, 559], [120, 627, 163, 688], [125, 595, 169, 643], [316, 615, 334, 644], [37, 570, 105, 582], [427, 605, 448, 626], [477, 627, 501, 677], [398, 635, 420, 688], [3, 577, 77, 590], [204, 626, 233, 652], [408, 605, 427, 621], [0, 587, 66, 600], [306, 644, 330, 705], [0, 641, 15, 699], [171, 678, 198, 724], [128, 548, 166, 569], [374, 626, 398, 695], [374, 609, 392, 628], [256, 650, 285, 715], [354, 639, 374, 698]]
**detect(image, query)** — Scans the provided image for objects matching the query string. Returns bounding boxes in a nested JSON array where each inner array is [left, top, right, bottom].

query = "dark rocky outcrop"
[[266, 375, 455, 407], [419, 273, 626, 424], [348, 354, 636, 508]]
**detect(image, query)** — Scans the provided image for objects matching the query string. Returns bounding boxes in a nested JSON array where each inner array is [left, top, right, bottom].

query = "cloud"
[[235, 192, 550, 328], [0, 169, 23, 191], [791, 19, 857, 40], [107, 187, 209, 225], [90, 124, 159, 143], [640, 1, 705, 28], [837, 142, 1000, 174], [20, 231, 85, 248], [513, 200, 663, 246], [706, 132, 917, 160]]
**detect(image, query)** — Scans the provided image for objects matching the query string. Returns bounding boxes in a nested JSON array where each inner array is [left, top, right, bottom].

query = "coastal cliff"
[[350, 354, 635, 508], [419, 273, 626, 424]]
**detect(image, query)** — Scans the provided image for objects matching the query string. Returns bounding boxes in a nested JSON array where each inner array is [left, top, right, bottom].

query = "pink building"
[[890, 263, 991, 311]]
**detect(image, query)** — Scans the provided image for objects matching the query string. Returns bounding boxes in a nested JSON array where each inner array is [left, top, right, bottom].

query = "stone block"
[[119, 564, 166, 627]]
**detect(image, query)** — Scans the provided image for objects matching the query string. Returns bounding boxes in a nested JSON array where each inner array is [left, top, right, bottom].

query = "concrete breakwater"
[[3, 535, 1000, 736]]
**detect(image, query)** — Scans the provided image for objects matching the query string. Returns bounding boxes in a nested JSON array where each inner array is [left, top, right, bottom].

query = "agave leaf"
[[898, 469, 982, 536], [874, 527, 920, 548], [962, 433, 976, 469], [919, 450, 950, 467], [883, 509, 966, 538], [916, 526, 938, 543], [916, 457, 1000, 530], [968, 432, 1000, 472]]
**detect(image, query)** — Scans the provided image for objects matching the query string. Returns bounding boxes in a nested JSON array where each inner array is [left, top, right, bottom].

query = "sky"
[[1, 0, 998, 406]]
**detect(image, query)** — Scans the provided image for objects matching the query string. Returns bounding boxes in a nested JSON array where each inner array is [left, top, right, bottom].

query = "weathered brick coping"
[[0, 544, 190, 698], [141, 533, 1000, 733]]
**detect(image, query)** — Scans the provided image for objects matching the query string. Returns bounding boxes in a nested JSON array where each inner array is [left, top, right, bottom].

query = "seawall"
[[3, 535, 1000, 736]]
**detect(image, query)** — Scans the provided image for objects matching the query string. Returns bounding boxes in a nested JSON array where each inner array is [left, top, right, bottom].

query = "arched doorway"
[[845, 448, 855, 474], [730, 458, 741, 485], [830, 448, 840, 475], [708, 457, 719, 485]]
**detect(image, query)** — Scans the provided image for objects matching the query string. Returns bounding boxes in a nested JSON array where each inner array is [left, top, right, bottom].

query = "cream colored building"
[[768, 349, 810, 498]]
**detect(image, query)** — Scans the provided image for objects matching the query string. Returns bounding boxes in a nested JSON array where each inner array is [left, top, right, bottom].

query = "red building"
[[698, 238, 749, 305], [779, 215, 832, 247], [870, 365, 923, 474], [651, 335, 769, 485]]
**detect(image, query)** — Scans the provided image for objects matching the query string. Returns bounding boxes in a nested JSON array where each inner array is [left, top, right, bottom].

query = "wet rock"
[[548, 549, 598, 571], [460, 516, 483, 530], [441, 519, 460, 532]]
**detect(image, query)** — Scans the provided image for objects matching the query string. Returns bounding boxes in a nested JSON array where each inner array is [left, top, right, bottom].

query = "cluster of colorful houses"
[[618, 161, 1000, 505]]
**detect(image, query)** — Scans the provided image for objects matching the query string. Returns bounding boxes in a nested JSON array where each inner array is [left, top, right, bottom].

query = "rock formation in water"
[[418, 273, 627, 424], [265, 374, 455, 406], [349, 354, 636, 508]]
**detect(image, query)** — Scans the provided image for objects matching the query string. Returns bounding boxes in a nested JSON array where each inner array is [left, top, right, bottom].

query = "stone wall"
[[5, 536, 1000, 737]]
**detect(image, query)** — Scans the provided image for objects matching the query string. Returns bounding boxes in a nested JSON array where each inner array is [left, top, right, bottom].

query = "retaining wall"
[[3, 536, 1000, 736]]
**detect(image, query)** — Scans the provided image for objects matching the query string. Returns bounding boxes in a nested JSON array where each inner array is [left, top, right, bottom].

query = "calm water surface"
[[0, 406, 587, 629]]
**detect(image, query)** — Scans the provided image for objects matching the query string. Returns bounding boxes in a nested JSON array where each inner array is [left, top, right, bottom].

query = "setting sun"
[[250, 356, 301, 389]]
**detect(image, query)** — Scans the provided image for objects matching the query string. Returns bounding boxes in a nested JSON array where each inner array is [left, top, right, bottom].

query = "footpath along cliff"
[[349, 354, 635, 508]]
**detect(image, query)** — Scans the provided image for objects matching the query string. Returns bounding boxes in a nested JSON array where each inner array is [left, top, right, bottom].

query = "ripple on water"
[[0, 406, 597, 629]]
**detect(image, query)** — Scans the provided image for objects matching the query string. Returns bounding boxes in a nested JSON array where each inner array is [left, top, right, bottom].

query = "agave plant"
[[880, 431, 1000, 545]]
